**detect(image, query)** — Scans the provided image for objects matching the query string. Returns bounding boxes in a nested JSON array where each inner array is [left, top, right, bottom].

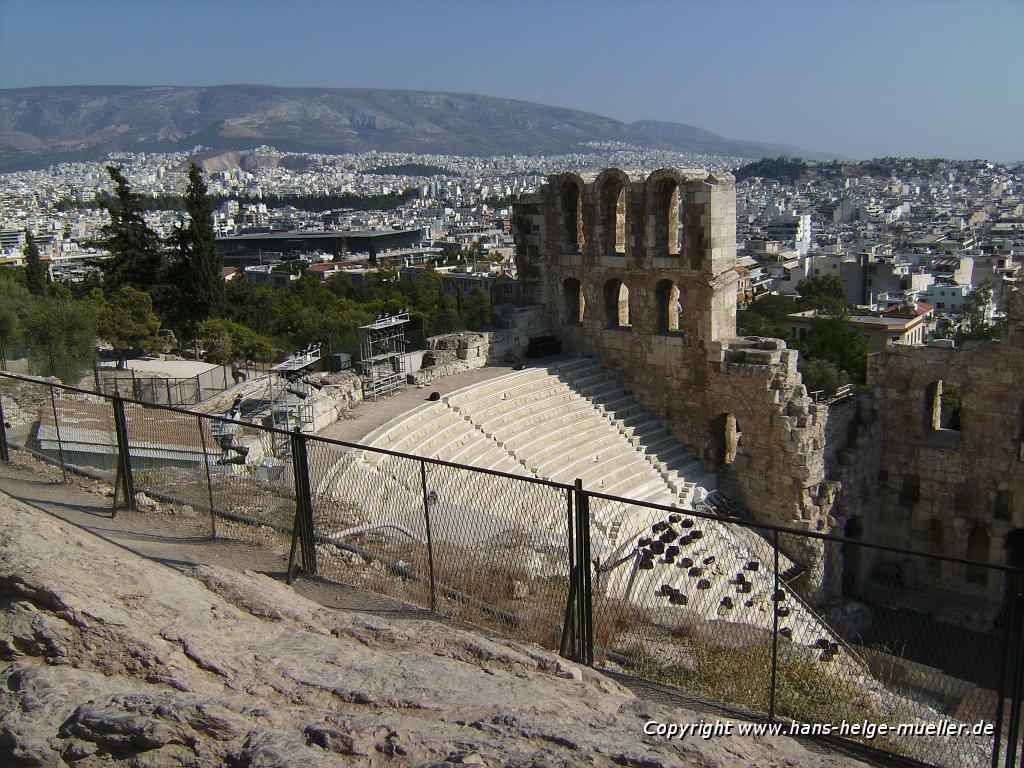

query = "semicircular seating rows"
[[316, 358, 847, 650], [314, 357, 980, 753]]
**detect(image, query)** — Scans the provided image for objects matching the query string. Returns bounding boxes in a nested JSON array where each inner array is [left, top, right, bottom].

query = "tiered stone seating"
[[316, 357, 868, 674], [599, 506, 851, 660], [313, 449, 422, 531], [553, 358, 718, 504]]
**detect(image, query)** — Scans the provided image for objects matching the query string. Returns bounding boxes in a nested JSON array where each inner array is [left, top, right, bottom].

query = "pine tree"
[[23, 229, 47, 296], [170, 163, 224, 336], [97, 165, 164, 293], [93, 286, 168, 368]]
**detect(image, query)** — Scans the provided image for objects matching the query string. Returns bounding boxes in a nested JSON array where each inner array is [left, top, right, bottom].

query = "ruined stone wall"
[[818, 392, 884, 602], [846, 333, 1024, 625], [410, 305, 547, 384], [512, 167, 1024, 620], [514, 168, 835, 600]]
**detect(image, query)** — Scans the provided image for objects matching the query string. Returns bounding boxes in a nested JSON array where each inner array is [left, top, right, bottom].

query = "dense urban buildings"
[[2, 149, 1020, 341]]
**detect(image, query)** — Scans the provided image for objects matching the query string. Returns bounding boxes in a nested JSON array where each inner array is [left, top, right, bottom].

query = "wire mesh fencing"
[[306, 437, 432, 608], [583, 489, 1023, 768], [423, 461, 572, 648], [1, 375, 119, 486], [2, 370, 1024, 768], [592, 502, 782, 716], [302, 435, 574, 646]]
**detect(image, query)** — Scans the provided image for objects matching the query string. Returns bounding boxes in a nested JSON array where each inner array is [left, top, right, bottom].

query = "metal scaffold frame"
[[358, 311, 409, 400], [266, 343, 322, 456]]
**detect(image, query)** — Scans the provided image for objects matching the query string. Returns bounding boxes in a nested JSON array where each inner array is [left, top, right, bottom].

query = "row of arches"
[[562, 277, 683, 332], [924, 520, 1019, 587], [926, 380, 1024, 445], [559, 176, 684, 258]]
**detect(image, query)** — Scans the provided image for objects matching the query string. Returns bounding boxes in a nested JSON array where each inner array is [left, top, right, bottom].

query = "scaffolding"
[[266, 343, 322, 456], [358, 312, 409, 400]]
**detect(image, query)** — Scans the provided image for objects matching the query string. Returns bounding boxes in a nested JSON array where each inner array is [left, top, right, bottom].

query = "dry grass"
[[630, 635, 876, 726]]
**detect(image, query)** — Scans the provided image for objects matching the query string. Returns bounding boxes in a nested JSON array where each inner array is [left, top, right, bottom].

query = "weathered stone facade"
[[505, 167, 1024, 621], [411, 305, 547, 384], [828, 315, 1024, 625], [513, 168, 835, 600]]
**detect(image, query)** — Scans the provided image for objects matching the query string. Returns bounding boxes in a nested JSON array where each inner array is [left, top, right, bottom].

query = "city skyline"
[[1, 0, 1022, 162]]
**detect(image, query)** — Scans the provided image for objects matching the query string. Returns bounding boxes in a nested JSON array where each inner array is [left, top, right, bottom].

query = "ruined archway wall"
[[514, 169, 834, 599], [850, 340, 1024, 621]]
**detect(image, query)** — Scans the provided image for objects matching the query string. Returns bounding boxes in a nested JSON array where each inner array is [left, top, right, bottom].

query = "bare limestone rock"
[[0, 492, 867, 767]]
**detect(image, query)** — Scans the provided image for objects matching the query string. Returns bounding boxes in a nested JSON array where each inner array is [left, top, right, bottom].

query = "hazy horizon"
[[1, 0, 1021, 163]]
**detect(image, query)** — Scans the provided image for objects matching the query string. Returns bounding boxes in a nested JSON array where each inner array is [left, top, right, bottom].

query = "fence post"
[[1007, 576, 1024, 768], [48, 385, 67, 482], [574, 478, 593, 666], [0, 393, 9, 462], [289, 429, 317, 576], [560, 484, 578, 660], [769, 528, 781, 722], [111, 396, 135, 513], [994, 570, 1020, 768], [419, 460, 437, 611], [196, 413, 217, 538]]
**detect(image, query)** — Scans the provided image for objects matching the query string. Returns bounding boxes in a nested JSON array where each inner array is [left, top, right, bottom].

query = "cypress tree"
[[180, 163, 224, 322], [97, 165, 164, 293], [23, 229, 47, 296]]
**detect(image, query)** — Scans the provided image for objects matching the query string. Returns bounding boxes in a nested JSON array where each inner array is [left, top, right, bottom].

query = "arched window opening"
[[927, 519, 945, 576], [1005, 529, 1024, 569], [994, 490, 1013, 521], [655, 279, 681, 332], [966, 524, 991, 586], [652, 179, 680, 257], [603, 279, 631, 329], [929, 379, 962, 431], [560, 181, 584, 254], [562, 278, 584, 325], [600, 179, 625, 255], [899, 473, 920, 507], [842, 516, 864, 597], [1005, 529, 1024, 600], [1018, 404, 1024, 463]]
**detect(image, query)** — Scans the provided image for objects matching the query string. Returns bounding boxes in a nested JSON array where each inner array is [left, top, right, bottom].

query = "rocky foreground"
[[0, 491, 866, 767]]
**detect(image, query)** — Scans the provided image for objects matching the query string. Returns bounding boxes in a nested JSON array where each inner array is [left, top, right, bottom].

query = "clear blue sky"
[[1, 0, 1021, 161]]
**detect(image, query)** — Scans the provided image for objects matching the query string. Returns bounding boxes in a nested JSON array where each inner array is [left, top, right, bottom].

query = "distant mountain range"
[[0, 85, 837, 171]]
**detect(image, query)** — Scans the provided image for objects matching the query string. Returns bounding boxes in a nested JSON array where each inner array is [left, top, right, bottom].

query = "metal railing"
[[1, 369, 1022, 768], [93, 361, 271, 406]]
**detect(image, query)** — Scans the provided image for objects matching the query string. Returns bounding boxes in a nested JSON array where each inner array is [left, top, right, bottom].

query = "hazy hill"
[[0, 85, 835, 170]]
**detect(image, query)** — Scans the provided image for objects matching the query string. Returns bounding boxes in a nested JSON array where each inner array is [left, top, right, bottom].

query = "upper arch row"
[[550, 167, 733, 188], [546, 167, 733, 259]]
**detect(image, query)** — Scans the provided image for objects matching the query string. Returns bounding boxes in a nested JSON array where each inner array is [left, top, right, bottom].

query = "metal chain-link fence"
[[1, 370, 1021, 768]]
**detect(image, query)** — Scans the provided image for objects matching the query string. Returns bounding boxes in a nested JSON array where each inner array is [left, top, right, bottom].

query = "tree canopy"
[[96, 165, 165, 293], [738, 275, 867, 390], [162, 163, 224, 337], [93, 286, 168, 367], [22, 296, 97, 383], [23, 229, 47, 296], [197, 318, 273, 364]]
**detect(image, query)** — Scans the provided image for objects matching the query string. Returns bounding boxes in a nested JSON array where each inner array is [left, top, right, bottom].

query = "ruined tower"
[[514, 168, 837, 600]]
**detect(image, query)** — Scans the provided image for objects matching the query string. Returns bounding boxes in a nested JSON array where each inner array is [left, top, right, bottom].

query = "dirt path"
[[0, 454, 422, 617]]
